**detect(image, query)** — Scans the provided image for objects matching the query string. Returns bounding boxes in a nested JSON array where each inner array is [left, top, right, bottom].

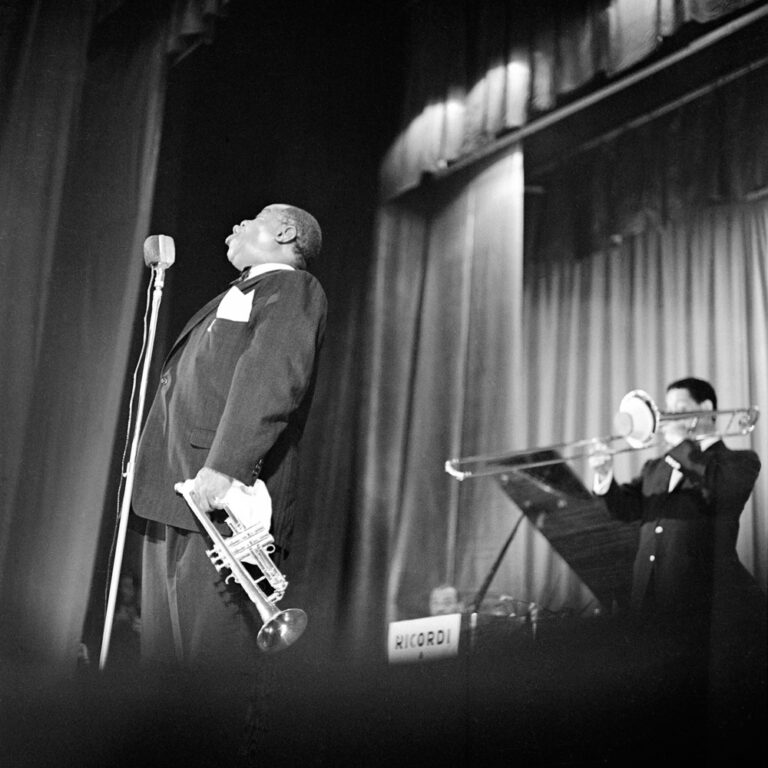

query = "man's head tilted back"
[[225, 204, 322, 271]]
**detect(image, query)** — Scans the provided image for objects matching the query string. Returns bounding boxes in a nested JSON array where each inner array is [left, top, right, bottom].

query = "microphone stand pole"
[[99, 265, 167, 671]]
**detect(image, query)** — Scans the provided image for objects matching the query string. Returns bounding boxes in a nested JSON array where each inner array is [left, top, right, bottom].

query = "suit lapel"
[[652, 441, 722, 493], [648, 459, 673, 494], [668, 467, 683, 492], [162, 273, 271, 367], [163, 292, 225, 365]]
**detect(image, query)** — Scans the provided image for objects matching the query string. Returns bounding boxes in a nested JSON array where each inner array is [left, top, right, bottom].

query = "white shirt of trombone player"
[[591, 435, 719, 495]]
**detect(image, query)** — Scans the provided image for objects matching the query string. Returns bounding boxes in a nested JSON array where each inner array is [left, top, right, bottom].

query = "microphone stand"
[[99, 264, 167, 670]]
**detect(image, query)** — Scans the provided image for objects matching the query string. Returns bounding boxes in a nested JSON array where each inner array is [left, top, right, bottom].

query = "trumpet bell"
[[616, 389, 660, 449], [175, 480, 309, 654], [258, 608, 308, 653]]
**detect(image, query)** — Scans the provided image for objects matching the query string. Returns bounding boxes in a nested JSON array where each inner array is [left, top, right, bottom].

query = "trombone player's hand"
[[589, 440, 613, 493], [659, 410, 708, 447], [659, 418, 691, 447], [661, 386, 715, 447]]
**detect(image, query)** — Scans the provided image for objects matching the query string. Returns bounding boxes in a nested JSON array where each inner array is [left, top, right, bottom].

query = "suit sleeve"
[[601, 471, 646, 522], [204, 270, 327, 484]]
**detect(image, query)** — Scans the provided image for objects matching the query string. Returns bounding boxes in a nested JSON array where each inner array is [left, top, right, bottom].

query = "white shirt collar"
[[244, 263, 295, 280], [699, 435, 720, 452]]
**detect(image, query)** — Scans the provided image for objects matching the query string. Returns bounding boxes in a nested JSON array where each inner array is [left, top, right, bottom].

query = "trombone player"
[[590, 377, 766, 719], [590, 377, 763, 623]]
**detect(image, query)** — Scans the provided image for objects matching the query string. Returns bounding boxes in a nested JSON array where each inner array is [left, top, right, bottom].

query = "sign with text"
[[387, 613, 462, 664]]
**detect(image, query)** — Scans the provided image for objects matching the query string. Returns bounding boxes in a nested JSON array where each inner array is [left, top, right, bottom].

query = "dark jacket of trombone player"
[[590, 377, 765, 634]]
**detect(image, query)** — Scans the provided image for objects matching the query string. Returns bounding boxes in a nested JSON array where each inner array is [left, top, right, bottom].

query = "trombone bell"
[[615, 389, 661, 448], [618, 389, 760, 447]]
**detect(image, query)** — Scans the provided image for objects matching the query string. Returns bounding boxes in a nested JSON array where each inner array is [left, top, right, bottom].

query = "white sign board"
[[387, 613, 462, 664]]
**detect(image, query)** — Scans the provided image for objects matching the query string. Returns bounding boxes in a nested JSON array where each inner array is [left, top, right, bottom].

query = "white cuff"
[[593, 471, 613, 496]]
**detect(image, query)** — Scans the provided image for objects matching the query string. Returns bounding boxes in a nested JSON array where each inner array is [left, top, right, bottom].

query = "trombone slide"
[[445, 389, 760, 481]]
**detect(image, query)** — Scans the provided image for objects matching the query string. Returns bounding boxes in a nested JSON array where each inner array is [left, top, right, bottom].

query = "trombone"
[[445, 389, 760, 481]]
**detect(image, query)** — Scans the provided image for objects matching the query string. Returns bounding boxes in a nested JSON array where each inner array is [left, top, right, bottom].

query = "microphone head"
[[143, 235, 175, 268]]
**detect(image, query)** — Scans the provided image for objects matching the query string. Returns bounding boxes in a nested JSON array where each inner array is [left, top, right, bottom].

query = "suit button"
[[649, 555, 656, 562], [654, 525, 663, 534], [160, 374, 169, 386]]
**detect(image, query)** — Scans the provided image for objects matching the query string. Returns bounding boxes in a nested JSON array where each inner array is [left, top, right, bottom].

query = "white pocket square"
[[216, 286, 254, 321]]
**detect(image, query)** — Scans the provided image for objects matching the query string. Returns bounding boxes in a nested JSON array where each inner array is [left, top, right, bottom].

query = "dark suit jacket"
[[132, 268, 327, 553], [602, 439, 761, 617]]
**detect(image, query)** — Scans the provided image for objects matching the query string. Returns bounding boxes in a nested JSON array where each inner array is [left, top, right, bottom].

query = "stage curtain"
[[524, 198, 768, 590], [0, 0, 99, 646], [380, 1, 531, 199], [0, 0, 166, 669], [348, 148, 597, 640], [0, 0, 229, 670], [357, 54, 768, 648], [364, 185, 768, 641], [380, 0, 764, 199], [530, 65, 768, 261], [525, 65, 768, 589]]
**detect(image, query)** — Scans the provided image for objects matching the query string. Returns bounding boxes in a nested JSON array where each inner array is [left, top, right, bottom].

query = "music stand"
[[488, 448, 637, 613]]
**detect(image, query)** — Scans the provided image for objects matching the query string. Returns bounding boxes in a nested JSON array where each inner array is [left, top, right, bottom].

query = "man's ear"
[[275, 224, 297, 244], [700, 399, 714, 411]]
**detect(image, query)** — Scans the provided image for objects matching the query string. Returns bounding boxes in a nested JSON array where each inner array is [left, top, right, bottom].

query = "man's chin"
[[663, 433, 685, 448]]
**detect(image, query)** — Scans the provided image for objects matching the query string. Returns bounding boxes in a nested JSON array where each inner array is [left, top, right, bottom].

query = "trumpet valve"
[[206, 547, 227, 572], [227, 524, 275, 558]]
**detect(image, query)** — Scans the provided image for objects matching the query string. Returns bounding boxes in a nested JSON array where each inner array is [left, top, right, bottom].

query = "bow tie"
[[230, 269, 251, 286]]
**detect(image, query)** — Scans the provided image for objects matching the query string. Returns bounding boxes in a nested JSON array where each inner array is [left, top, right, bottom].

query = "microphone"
[[143, 235, 175, 269]]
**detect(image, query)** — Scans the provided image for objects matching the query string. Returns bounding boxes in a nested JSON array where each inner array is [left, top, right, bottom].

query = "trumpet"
[[445, 389, 760, 481], [175, 479, 307, 653]]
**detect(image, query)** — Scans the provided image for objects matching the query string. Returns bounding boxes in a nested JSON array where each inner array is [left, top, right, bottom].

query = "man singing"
[[132, 204, 326, 687]]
